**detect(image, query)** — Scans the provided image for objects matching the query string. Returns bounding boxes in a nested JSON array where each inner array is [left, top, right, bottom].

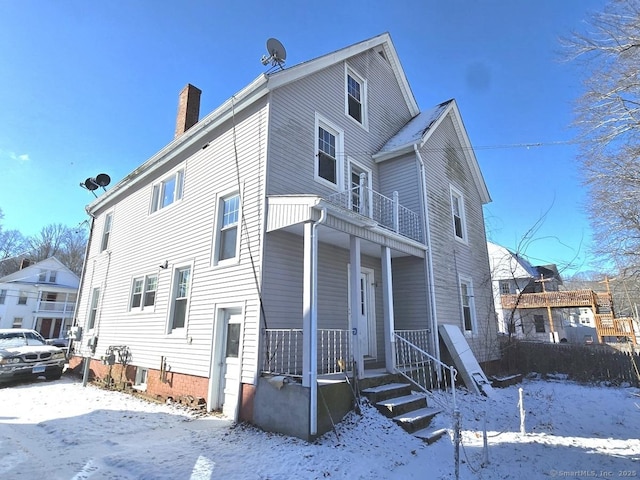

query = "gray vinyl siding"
[[378, 154, 423, 227], [391, 256, 429, 330], [262, 230, 387, 364], [266, 49, 413, 199], [420, 114, 498, 362], [76, 100, 269, 384]]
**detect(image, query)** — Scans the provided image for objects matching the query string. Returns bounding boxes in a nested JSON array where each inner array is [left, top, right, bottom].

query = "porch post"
[[381, 246, 395, 372], [302, 222, 316, 389], [349, 235, 363, 378]]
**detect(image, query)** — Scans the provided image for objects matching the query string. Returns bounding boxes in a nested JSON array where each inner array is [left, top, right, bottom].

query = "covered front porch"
[[259, 192, 455, 437]]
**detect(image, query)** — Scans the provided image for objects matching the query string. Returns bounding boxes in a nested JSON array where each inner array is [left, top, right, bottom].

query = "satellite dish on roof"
[[84, 178, 99, 191], [261, 38, 287, 70]]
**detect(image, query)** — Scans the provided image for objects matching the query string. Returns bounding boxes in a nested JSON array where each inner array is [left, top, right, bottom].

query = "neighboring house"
[[0, 257, 79, 338], [488, 242, 636, 345], [71, 33, 496, 439]]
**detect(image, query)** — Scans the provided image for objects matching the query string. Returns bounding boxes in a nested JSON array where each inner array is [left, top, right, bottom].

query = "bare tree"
[[563, 0, 640, 269], [26, 224, 87, 276], [0, 208, 28, 276]]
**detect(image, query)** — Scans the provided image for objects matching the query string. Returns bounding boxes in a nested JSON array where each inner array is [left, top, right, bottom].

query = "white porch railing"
[[324, 185, 423, 243], [394, 330, 457, 412], [36, 301, 76, 314], [262, 328, 352, 377]]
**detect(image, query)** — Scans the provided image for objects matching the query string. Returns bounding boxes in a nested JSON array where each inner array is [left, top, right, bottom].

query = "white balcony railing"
[[324, 184, 423, 243], [262, 328, 352, 377], [36, 301, 76, 314]]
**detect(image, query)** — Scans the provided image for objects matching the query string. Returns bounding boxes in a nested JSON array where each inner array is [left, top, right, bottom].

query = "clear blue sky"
[[0, 0, 606, 275]]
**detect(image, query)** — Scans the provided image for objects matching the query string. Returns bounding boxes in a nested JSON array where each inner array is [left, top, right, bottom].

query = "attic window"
[[345, 66, 368, 129]]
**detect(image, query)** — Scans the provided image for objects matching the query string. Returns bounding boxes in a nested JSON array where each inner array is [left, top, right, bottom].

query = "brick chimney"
[[174, 84, 202, 138]]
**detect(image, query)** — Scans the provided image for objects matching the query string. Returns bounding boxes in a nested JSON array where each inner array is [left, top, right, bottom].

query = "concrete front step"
[[413, 427, 449, 445], [375, 393, 427, 417], [361, 382, 412, 403], [393, 406, 441, 434]]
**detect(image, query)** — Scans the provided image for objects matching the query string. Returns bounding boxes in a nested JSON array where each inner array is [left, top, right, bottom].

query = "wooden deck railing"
[[500, 289, 611, 310], [594, 315, 637, 344]]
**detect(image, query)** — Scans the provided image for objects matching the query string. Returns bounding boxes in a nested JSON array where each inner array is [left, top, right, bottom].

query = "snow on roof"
[[377, 100, 452, 154]]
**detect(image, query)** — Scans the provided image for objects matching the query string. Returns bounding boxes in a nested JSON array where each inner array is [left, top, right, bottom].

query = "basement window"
[[134, 367, 148, 391]]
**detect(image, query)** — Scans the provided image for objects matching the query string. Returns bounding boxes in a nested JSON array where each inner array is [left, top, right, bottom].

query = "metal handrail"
[[393, 332, 457, 411]]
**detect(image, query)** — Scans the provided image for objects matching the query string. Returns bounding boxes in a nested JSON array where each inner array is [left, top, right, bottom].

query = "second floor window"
[[500, 281, 511, 295], [151, 169, 184, 213], [101, 212, 113, 252], [0, 289, 6, 304], [217, 194, 240, 262], [18, 291, 27, 305], [450, 186, 467, 242]]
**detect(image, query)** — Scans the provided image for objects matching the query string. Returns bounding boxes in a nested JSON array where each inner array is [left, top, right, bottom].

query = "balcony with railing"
[[594, 315, 637, 344], [500, 289, 604, 310], [324, 183, 423, 243]]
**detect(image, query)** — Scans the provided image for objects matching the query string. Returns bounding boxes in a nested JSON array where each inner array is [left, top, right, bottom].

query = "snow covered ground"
[[0, 374, 638, 479]]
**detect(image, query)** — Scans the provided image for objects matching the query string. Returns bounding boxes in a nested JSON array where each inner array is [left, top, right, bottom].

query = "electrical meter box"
[[68, 326, 83, 340]]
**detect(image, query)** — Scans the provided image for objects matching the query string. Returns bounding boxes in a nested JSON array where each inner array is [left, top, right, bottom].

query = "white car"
[[0, 329, 66, 384]]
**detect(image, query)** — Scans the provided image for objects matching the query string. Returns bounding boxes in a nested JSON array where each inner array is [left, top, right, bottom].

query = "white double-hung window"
[[130, 274, 158, 311], [151, 169, 184, 213], [315, 113, 344, 190], [215, 193, 240, 263], [169, 266, 191, 331], [459, 277, 477, 335], [345, 66, 368, 129], [450, 185, 467, 242]]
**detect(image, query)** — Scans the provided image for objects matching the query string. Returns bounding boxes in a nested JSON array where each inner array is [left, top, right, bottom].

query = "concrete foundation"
[[253, 376, 353, 442]]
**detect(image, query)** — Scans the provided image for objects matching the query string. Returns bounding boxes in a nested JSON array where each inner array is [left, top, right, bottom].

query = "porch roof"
[[266, 195, 426, 258]]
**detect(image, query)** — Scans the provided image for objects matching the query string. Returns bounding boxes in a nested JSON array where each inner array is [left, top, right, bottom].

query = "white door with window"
[[349, 267, 377, 360], [349, 163, 371, 217], [219, 312, 242, 419]]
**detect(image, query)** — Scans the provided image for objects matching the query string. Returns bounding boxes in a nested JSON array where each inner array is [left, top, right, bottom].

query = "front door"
[[349, 268, 377, 360], [219, 312, 242, 419]]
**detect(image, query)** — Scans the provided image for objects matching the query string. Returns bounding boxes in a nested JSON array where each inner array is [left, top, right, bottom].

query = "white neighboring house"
[[0, 257, 79, 339], [487, 242, 566, 341]]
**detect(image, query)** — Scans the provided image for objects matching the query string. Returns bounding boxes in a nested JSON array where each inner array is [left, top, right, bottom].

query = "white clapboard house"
[[72, 33, 496, 439]]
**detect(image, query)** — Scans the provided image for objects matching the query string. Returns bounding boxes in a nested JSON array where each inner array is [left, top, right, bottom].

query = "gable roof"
[[487, 242, 539, 281], [87, 33, 419, 213], [0, 257, 78, 284], [373, 99, 491, 204]]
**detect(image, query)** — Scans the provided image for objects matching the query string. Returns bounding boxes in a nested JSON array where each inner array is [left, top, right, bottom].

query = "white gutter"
[[414, 145, 441, 365], [309, 206, 327, 436]]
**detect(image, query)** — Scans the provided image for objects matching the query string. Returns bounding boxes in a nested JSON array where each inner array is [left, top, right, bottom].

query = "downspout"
[[79, 209, 96, 387], [310, 206, 327, 436], [414, 145, 441, 364]]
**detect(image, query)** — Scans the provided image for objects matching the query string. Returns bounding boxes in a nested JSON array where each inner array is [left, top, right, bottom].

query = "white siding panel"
[[420, 114, 498, 362], [76, 100, 269, 384]]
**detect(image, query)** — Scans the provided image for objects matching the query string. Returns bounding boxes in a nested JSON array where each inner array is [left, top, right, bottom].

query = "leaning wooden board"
[[438, 324, 494, 397]]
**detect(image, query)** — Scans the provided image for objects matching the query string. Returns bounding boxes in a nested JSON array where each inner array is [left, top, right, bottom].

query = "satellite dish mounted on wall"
[[261, 38, 287, 71], [80, 172, 112, 197], [95, 173, 111, 187]]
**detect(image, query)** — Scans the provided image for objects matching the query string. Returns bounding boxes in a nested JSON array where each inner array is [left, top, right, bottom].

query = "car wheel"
[[45, 368, 63, 381]]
